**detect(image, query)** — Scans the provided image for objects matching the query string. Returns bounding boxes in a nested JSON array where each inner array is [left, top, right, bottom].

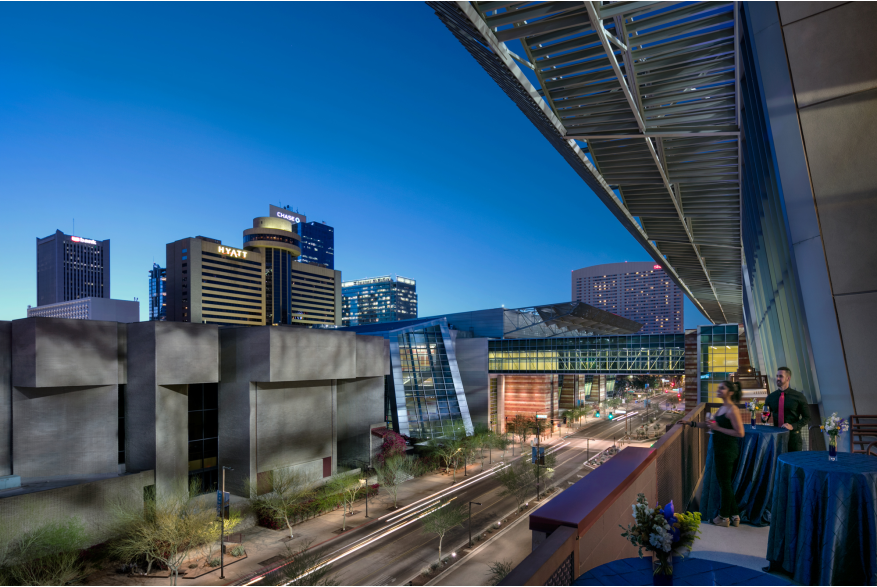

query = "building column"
[[497, 375, 505, 434]]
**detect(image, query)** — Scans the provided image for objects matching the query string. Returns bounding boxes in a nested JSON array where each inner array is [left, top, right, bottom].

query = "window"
[[188, 383, 219, 494]]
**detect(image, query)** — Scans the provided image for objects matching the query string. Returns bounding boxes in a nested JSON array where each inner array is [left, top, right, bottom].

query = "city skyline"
[[0, 2, 707, 327]]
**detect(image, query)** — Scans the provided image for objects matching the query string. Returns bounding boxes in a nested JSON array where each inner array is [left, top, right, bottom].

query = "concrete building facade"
[[0, 316, 389, 542], [36, 230, 110, 307], [27, 297, 139, 323], [572, 262, 684, 334]]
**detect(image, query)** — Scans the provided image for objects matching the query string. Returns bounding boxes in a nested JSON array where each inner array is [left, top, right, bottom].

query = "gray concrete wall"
[[127, 321, 219, 493], [12, 318, 119, 388], [12, 385, 118, 478], [269, 327, 355, 382], [0, 322, 11, 476], [337, 376, 384, 467], [355, 335, 387, 378], [771, 2, 877, 415], [456, 338, 490, 429], [256, 380, 334, 473], [0, 470, 154, 547]]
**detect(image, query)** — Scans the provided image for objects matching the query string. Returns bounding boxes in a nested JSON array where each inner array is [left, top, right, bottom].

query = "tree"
[[326, 474, 361, 531], [375, 455, 421, 509], [110, 479, 216, 586], [273, 540, 339, 586], [246, 467, 315, 541], [487, 560, 515, 586], [426, 437, 464, 482], [420, 500, 466, 565], [488, 431, 509, 465], [198, 508, 243, 566], [495, 459, 535, 511], [509, 414, 529, 453], [0, 515, 92, 586]]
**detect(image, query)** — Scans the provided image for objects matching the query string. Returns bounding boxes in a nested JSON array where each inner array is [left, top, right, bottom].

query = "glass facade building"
[[299, 221, 335, 269], [488, 334, 685, 374], [697, 324, 741, 403], [148, 263, 166, 321], [340, 318, 473, 440], [36, 230, 110, 306], [342, 275, 418, 326]]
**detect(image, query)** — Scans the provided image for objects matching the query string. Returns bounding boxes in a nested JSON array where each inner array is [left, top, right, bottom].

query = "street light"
[[359, 477, 369, 518], [219, 465, 234, 580], [468, 502, 482, 547]]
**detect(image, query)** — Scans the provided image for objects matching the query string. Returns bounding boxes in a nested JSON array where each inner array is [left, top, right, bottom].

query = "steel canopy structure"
[[429, 1, 743, 325], [534, 301, 643, 335]]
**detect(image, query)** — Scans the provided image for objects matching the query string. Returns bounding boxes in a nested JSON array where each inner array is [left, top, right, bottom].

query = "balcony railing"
[[500, 403, 709, 586]]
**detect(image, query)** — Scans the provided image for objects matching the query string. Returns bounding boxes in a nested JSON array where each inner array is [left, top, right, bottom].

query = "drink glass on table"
[[761, 404, 771, 425]]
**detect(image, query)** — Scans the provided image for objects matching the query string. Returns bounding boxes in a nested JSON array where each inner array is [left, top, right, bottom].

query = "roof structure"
[[534, 301, 643, 335], [429, 1, 743, 325]]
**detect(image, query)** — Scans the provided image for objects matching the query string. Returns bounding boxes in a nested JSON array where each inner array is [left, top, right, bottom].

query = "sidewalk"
[[85, 468, 468, 586]]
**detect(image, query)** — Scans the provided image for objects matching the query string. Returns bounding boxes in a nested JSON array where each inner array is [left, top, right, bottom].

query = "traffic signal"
[[595, 410, 601, 418], [608, 413, 614, 420]]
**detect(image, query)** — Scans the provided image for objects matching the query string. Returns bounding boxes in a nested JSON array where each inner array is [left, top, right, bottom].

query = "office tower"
[[571, 262, 683, 334], [26, 298, 139, 322], [165, 236, 265, 327], [246, 211, 342, 327], [299, 221, 335, 269], [341, 275, 417, 326], [148, 264, 167, 321], [36, 230, 110, 306]]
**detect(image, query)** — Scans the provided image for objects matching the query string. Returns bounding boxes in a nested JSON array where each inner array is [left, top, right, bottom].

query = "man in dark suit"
[[763, 366, 810, 452]]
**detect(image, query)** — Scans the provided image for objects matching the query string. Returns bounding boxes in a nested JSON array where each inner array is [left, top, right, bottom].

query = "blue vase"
[[829, 436, 838, 462]]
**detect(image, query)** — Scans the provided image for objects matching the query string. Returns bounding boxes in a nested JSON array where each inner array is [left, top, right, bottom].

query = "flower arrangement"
[[821, 412, 849, 436], [821, 412, 849, 461], [620, 493, 702, 578], [747, 401, 763, 429]]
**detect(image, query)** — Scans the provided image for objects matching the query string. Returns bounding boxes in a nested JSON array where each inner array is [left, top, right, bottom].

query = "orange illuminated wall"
[[503, 375, 556, 420]]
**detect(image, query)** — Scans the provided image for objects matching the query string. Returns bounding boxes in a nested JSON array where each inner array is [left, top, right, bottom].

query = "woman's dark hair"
[[721, 381, 742, 403]]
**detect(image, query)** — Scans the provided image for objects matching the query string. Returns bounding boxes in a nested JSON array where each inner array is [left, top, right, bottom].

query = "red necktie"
[[779, 392, 785, 427]]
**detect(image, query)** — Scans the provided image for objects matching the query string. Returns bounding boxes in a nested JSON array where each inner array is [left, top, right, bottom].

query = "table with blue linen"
[[767, 451, 877, 586], [700, 425, 789, 526], [573, 556, 792, 586]]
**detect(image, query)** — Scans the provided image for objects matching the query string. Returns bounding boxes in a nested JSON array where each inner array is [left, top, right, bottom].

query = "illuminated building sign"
[[218, 246, 249, 259], [70, 236, 98, 245], [653, 265, 662, 270], [276, 211, 302, 224]]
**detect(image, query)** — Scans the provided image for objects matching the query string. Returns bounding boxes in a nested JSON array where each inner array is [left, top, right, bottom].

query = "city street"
[[240, 404, 678, 587]]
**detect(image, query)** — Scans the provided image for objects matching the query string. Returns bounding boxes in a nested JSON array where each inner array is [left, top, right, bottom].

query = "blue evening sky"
[[0, 1, 707, 327]]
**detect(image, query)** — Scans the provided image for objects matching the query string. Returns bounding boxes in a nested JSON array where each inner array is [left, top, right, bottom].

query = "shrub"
[[230, 545, 245, 557], [207, 558, 220, 567]]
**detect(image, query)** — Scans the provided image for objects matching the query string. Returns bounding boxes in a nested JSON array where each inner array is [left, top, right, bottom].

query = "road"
[[240, 404, 679, 586]]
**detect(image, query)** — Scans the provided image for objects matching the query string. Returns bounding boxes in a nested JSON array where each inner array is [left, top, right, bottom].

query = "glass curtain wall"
[[698, 324, 740, 402], [265, 249, 292, 325], [188, 383, 219, 494], [488, 334, 685, 373], [390, 321, 473, 439], [738, 8, 816, 399]]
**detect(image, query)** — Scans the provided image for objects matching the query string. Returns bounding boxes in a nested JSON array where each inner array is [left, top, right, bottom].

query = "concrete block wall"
[[337, 377, 385, 467], [126, 321, 219, 493], [0, 470, 154, 547], [11, 318, 120, 478]]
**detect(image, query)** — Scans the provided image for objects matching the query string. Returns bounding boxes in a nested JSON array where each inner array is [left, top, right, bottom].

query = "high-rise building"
[[26, 298, 139, 322], [341, 275, 417, 326], [268, 205, 335, 269], [165, 236, 265, 327], [148, 264, 167, 321], [246, 211, 342, 327], [36, 230, 110, 306], [571, 262, 683, 334], [164, 209, 342, 328], [300, 221, 335, 269]]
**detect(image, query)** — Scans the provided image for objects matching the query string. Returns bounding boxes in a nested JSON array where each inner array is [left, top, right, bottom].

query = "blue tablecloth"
[[573, 556, 791, 586], [767, 451, 877, 585], [700, 425, 789, 526]]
